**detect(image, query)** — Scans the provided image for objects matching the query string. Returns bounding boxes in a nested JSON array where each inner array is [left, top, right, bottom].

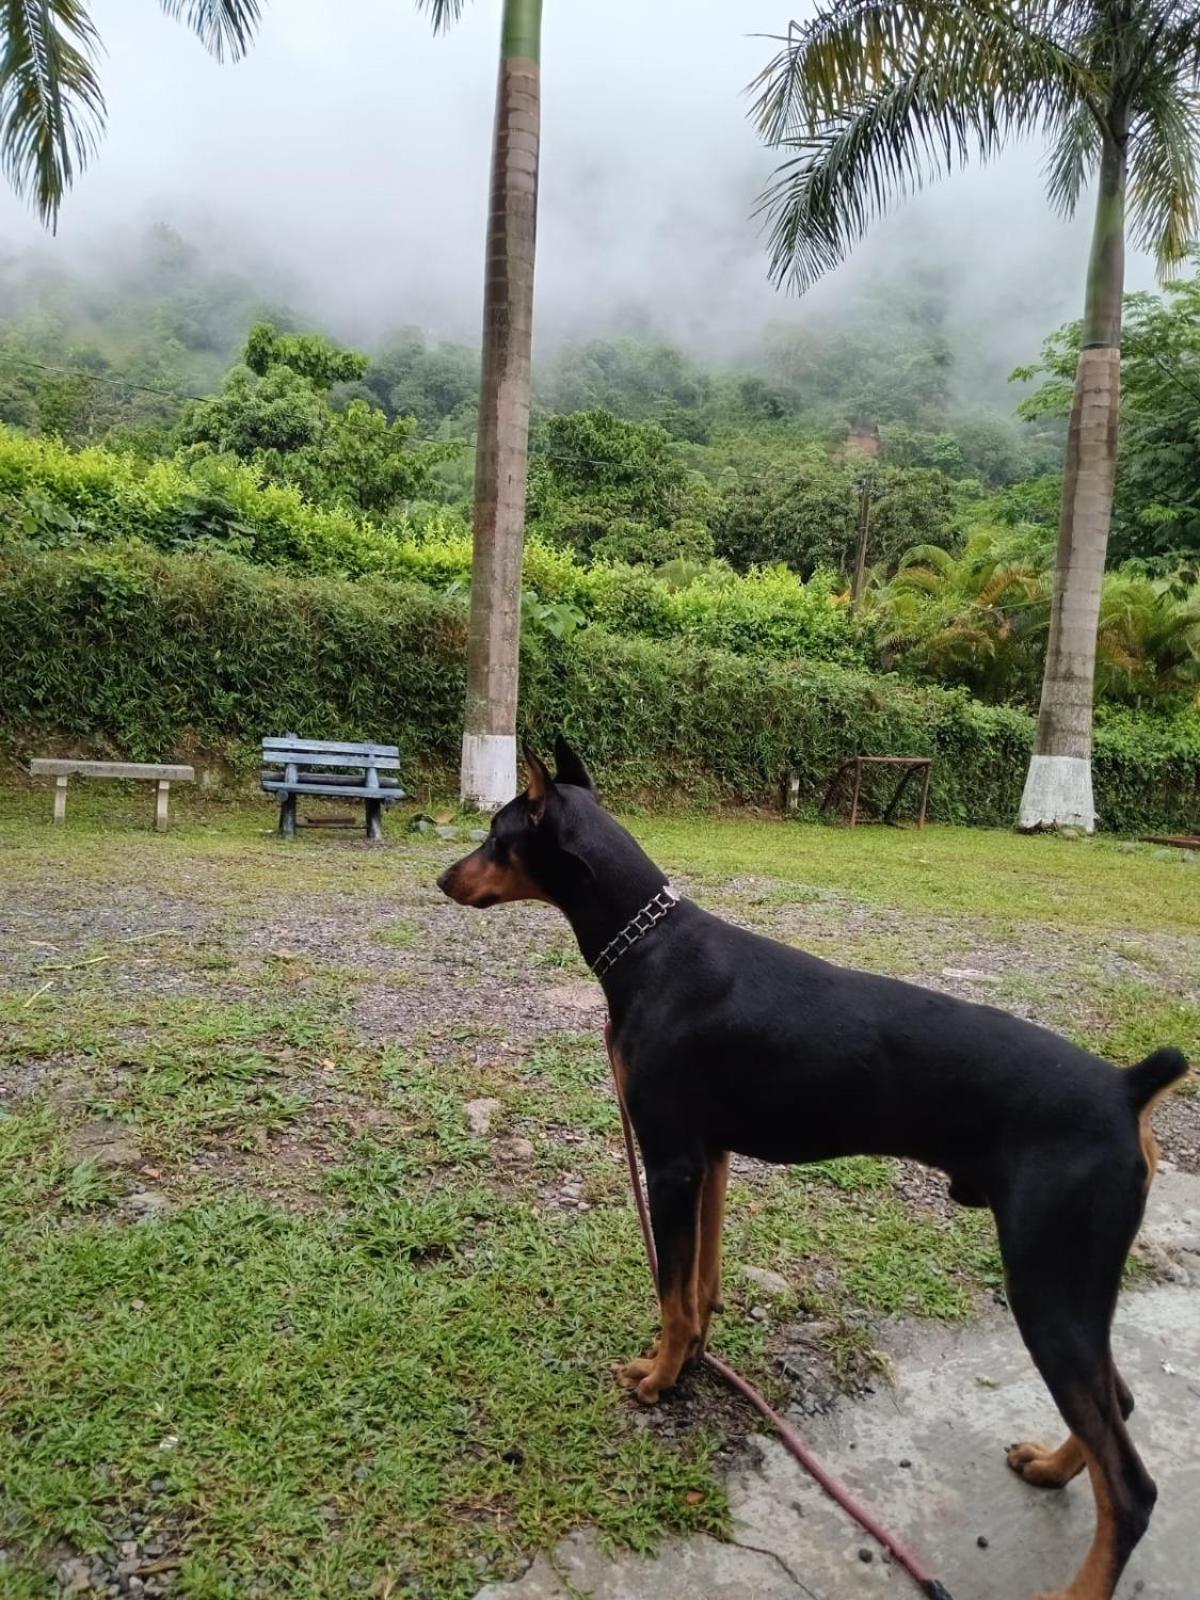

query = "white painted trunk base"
[[460, 733, 517, 813], [1017, 754, 1096, 833]]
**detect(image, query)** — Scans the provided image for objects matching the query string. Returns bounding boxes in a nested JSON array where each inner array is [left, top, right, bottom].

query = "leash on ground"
[[605, 1021, 955, 1600]]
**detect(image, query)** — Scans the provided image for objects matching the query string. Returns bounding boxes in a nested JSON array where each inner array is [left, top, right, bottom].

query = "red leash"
[[605, 1021, 954, 1600]]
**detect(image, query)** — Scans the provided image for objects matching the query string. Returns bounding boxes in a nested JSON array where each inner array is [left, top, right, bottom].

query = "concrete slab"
[[474, 1528, 804, 1600], [734, 1280, 1197, 1599], [475, 1169, 1200, 1600]]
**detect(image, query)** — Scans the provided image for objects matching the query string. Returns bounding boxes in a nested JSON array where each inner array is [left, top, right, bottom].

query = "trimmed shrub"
[[0, 543, 466, 769], [1093, 707, 1200, 833], [3, 542, 1199, 829], [590, 517, 715, 566], [521, 630, 1035, 823], [0, 427, 454, 576]]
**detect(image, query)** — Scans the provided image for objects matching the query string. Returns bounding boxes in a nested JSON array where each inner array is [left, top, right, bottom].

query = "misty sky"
[[0, 1, 1161, 364]]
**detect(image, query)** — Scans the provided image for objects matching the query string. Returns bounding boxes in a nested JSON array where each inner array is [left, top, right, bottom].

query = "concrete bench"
[[261, 735, 408, 842], [29, 759, 195, 831]]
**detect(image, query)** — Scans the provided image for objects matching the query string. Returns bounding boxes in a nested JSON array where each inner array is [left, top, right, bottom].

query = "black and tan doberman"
[[438, 739, 1188, 1600]]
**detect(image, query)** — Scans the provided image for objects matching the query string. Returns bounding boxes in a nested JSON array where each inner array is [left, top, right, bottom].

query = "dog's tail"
[[1125, 1046, 1189, 1111]]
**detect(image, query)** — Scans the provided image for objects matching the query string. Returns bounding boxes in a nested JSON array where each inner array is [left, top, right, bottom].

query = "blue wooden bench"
[[261, 735, 408, 842]]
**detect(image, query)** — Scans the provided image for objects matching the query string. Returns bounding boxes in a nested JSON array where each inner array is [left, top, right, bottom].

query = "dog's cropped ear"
[[553, 735, 595, 794], [522, 747, 555, 823]]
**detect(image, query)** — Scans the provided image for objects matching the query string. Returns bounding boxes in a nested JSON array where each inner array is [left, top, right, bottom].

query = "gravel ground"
[[4, 836, 1196, 1176], [2, 816, 1197, 1597]]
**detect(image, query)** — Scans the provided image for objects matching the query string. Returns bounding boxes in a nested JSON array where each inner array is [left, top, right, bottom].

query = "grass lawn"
[[0, 788, 1197, 1599]]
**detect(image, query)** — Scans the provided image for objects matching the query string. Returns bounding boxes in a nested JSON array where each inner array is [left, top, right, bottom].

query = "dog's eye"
[[488, 837, 508, 865]]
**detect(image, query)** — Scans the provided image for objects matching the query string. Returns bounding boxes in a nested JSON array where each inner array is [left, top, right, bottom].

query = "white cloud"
[[0, 0, 1159, 363]]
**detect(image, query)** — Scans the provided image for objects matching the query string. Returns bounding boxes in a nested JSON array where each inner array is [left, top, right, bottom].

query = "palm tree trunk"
[[1017, 131, 1126, 832], [460, 0, 543, 810]]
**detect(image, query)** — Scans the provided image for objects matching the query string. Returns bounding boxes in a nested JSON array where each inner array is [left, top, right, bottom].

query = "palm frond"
[[900, 542, 957, 573], [752, 0, 1101, 146], [1127, 84, 1200, 274], [1043, 99, 1099, 217], [757, 72, 1010, 291], [976, 566, 1041, 607], [1154, 4, 1200, 84], [0, 0, 104, 227], [413, 0, 469, 34], [159, 0, 262, 63], [752, 3, 920, 140], [753, 1, 1100, 291]]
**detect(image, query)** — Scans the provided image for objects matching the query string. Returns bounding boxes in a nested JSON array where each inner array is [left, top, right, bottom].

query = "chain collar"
[[590, 885, 680, 979]]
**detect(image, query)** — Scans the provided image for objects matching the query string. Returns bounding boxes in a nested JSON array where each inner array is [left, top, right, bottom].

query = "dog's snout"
[[436, 843, 543, 909]]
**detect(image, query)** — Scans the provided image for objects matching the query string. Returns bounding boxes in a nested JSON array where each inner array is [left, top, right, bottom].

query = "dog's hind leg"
[[696, 1150, 730, 1351], [1008, 1368, 1136, 1489], [996, 1169, 1156, 1600]]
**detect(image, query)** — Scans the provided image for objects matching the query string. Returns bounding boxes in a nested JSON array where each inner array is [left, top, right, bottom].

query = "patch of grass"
[[1069, 983, 1200, 1075], [533, 943, 589, 975], [638, 818, 1200, 936], [794, 929, 970, 977], [725, 1170, 1001, 1325], [0, 1106, 122, 1228], [0, 1160, 722, 1599], [0, 792, 1195, 1594]]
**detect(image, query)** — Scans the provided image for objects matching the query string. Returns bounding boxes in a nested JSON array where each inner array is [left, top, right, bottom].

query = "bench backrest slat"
[[262, 737, 399, 757], [262, 749, 401, 772]]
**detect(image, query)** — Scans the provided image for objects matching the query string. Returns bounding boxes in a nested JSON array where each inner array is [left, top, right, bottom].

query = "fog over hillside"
[[0, 0, 1162, 391]]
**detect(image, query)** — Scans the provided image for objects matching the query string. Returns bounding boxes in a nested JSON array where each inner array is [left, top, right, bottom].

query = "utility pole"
[[851, 474, 874, 613]]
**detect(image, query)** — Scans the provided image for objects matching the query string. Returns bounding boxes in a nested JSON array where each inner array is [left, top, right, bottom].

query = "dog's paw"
[[615, 1358, 662, 1405], [1006, 1440, 1079, 1489]]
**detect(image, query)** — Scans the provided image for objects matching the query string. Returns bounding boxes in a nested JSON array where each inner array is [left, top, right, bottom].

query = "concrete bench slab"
[[29, 759, 195, 831]]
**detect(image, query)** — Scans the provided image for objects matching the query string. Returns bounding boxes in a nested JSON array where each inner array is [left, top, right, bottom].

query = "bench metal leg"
[[155, 780, 171, 833], [279, 795, 297, 840], [53, 775, 68, 826], [365, 798, 384, 844]]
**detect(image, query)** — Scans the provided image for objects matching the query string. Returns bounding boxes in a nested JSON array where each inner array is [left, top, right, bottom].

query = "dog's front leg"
[[617, 1147, 704, 1404]]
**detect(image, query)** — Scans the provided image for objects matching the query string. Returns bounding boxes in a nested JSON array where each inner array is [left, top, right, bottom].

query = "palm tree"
[[452, 0, 544, 810], [871, 532, 1050, 702], [2, 0, 542, 812], [754, 0, 1200, 831]]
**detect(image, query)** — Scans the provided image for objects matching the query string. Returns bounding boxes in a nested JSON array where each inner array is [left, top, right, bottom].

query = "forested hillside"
[[1, 228, 1197, 817]]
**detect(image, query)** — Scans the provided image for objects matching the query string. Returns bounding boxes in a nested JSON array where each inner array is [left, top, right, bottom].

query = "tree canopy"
[[178, 323, 453, 516], [1017, 271, 1200, 566]]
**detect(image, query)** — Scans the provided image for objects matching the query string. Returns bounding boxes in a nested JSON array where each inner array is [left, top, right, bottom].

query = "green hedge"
[[0, 542, 467, 772], [1093, 706, 1200, 833], [1, 542, 1197, 829]]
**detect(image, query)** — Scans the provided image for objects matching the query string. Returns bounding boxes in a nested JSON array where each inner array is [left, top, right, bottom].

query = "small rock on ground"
[[741, 1265, 791, 1298], [65, 1120, 142, 1169], [465, 1098, 502, 1137]]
